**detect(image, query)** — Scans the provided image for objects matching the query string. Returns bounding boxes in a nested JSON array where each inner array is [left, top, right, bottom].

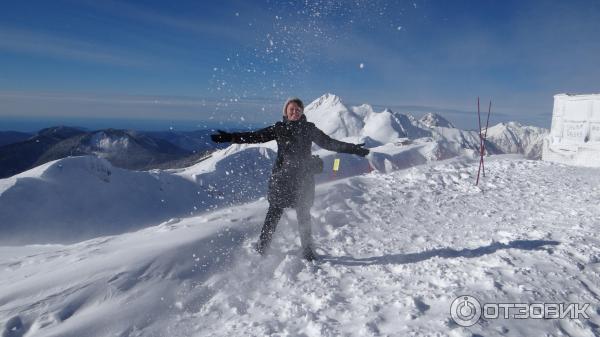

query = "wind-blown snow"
[[1, 157, 599, 336]]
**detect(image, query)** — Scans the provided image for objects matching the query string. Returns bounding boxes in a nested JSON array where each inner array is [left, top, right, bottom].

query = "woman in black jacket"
[[211, 98, 369, 261]]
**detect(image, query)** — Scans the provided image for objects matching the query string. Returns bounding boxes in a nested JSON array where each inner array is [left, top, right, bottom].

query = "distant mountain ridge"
[[0, 127, 225, 178], [35, 129, 192, 170], [305, 93, 547, 159], [0, 94, 548, 179], [0, 126, 87, 178]]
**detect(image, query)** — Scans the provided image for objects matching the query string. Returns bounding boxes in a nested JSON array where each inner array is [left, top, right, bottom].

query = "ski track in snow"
[[1, 156, 600, 337]]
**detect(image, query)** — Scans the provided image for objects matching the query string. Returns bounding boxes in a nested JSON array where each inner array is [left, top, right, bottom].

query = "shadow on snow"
[[320, 240, 560, 266]]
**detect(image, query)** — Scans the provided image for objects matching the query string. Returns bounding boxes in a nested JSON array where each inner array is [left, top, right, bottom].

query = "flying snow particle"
[[235, 12, 239, 17], [359, 63, 365, 69], [397, 26, 403, 31]]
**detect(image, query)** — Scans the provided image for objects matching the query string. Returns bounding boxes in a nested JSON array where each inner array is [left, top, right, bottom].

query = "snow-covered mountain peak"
[[304, 95, 435, 142], [304, 93, 364, 139], [486, 121, 545, 137], [304, 92, 343, 111], [488, 121, 522, 130], [419, 112, 455, 128], [485, 122, 548, 159]]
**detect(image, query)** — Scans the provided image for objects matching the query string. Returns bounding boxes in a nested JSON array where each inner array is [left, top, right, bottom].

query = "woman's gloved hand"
[[210, 130, 233, 143], [351, 143, 370, 157]]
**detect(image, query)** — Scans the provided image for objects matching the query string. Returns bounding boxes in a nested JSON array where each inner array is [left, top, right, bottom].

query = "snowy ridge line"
[[2, 157, 599, 336]]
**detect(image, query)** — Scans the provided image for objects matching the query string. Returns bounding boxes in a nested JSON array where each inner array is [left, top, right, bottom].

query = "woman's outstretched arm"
[[211, 125, 276, 144], [311, 127, 369, 156]]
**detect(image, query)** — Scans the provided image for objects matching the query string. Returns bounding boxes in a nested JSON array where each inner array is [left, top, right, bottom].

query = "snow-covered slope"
[[0, 152, 272, 245], [1, 157, 599, 336], [0, 156, 206, 245], [419, 112, 455, 128], [485, 122, 548, 159]]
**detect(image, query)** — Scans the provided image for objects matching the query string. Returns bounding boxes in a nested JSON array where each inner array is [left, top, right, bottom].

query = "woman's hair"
[[283, 97, 304, 115]]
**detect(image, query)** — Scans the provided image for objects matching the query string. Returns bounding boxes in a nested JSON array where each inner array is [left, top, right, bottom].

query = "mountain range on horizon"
[[0, 126, 233, 178], [0, 93, 549, 180]]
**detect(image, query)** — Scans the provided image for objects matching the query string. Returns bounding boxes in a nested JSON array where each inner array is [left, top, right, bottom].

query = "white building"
[[543, 93, 600, 167]]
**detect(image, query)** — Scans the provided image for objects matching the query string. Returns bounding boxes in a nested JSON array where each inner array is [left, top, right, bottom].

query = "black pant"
[[257, 203, 312, 254]]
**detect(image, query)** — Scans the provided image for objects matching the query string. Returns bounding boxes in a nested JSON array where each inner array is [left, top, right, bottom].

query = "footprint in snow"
[[410, 297, 430, 319]]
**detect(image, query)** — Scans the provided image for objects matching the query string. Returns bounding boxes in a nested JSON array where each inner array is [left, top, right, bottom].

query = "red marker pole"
[[476, 97, 483, 185], [481, 100, 492, 177]]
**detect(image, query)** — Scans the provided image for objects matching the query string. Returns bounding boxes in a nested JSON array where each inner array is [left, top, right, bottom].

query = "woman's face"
[[285, 102, 303, 121]]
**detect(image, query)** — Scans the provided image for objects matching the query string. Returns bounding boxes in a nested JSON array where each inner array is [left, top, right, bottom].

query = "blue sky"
[[1, 0, 599, 131]]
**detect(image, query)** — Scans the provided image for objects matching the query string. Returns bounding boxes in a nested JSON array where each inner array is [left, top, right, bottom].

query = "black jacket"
[[227, 115, 364, 208]]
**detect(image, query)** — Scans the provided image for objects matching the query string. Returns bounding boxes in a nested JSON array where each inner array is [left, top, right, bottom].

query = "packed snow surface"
[[1, 156, 599, 337]]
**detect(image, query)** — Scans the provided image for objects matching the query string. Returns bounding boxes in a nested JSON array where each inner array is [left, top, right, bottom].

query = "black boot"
[[302, 247, 317, 261], [255, 241, 266, 255], [296, 206, 316, 261], [256, 205, 283, 256]]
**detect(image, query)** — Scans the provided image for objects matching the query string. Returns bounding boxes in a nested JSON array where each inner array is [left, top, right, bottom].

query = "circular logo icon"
[[450, 295, 481, 327]]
